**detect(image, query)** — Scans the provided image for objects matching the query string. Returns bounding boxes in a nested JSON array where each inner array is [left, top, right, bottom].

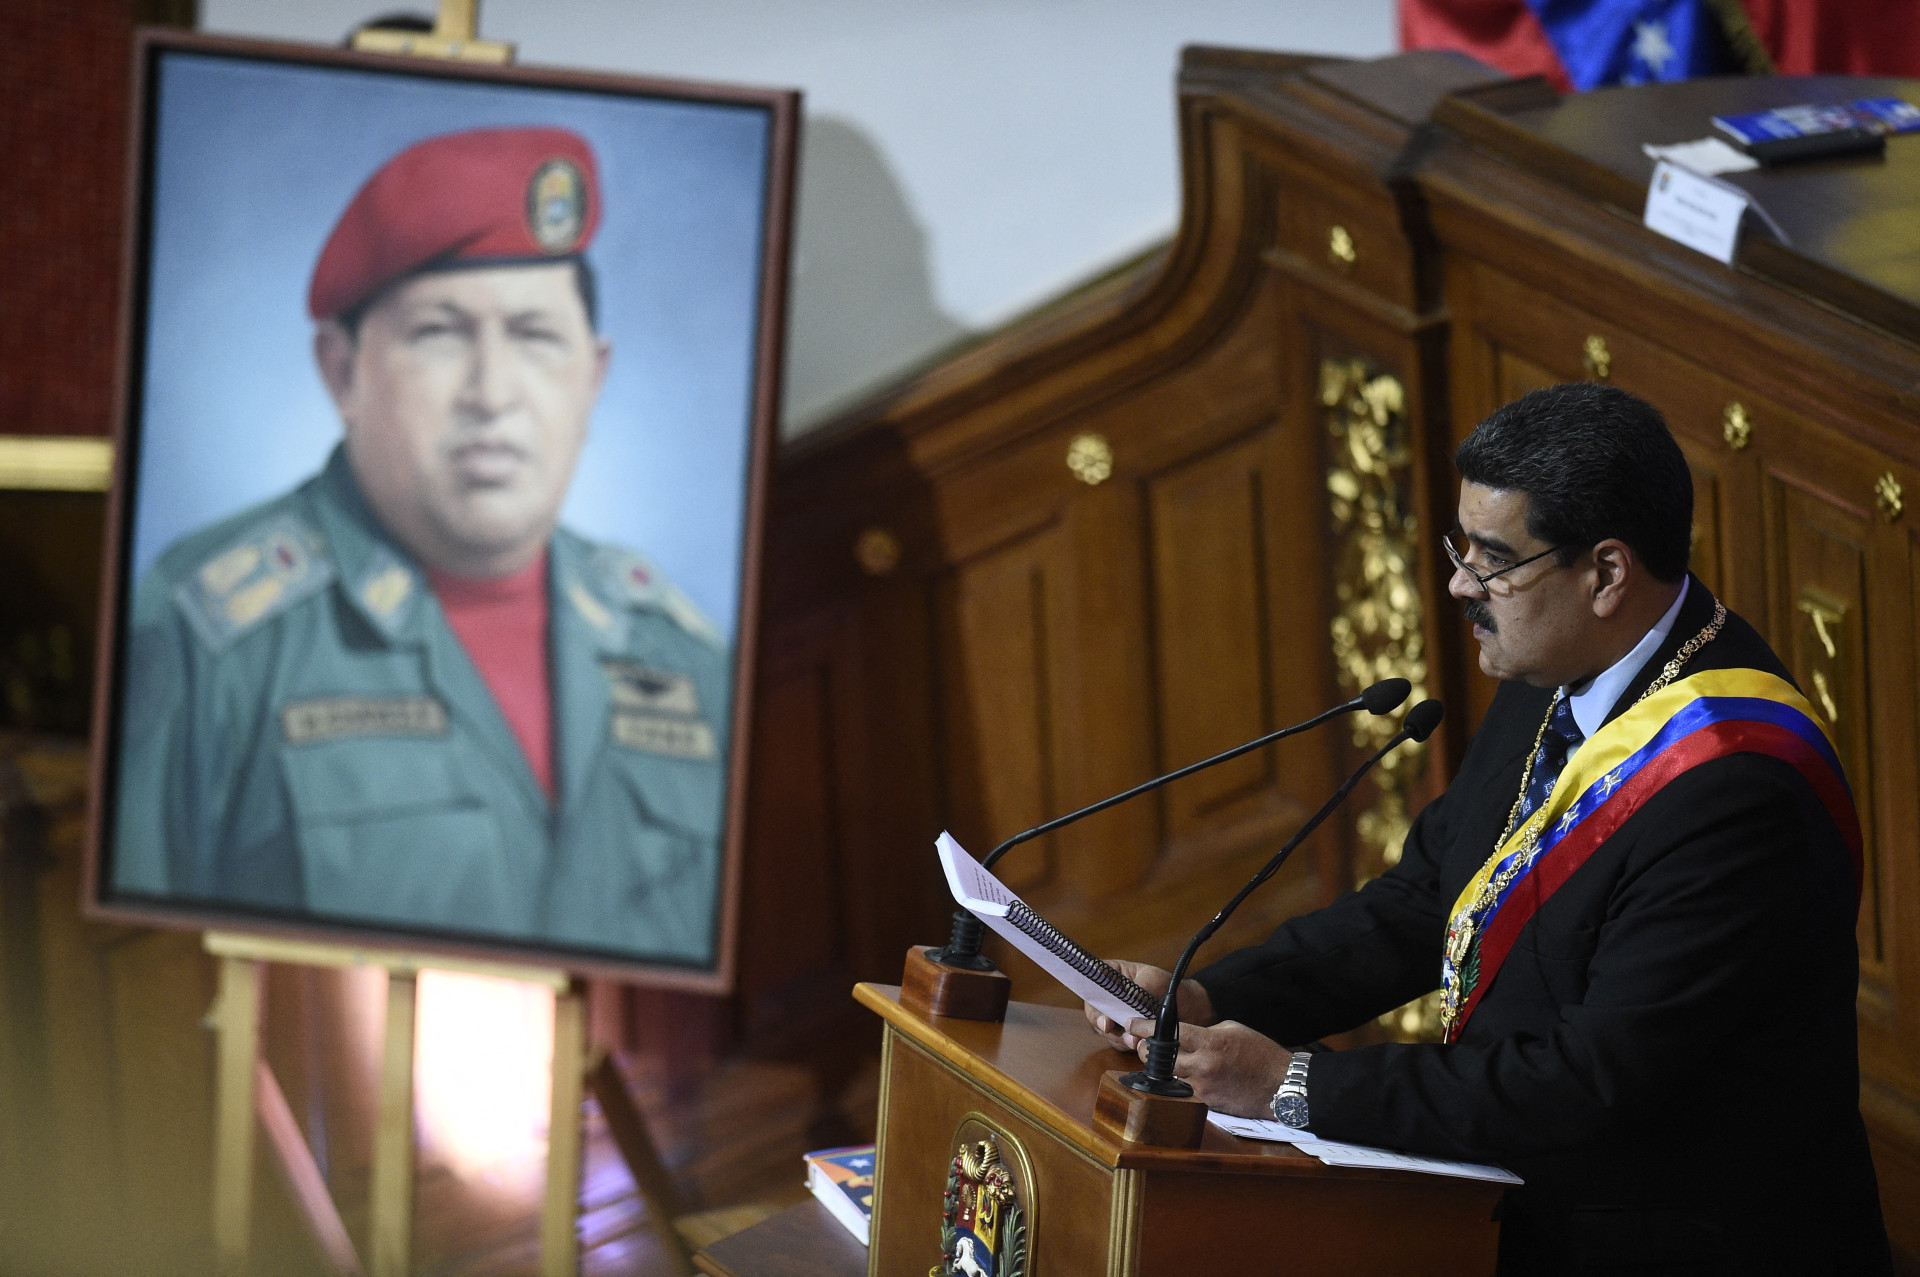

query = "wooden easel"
[[204, 932, 697, 1276], [203, 10, 699, 1274]]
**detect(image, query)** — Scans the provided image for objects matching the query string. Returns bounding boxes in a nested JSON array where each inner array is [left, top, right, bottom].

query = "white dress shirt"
[[1564, 577, 1690, 740]]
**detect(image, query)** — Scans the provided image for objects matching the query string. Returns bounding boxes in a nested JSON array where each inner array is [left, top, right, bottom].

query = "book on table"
[[804, 1144, 875, 1245]]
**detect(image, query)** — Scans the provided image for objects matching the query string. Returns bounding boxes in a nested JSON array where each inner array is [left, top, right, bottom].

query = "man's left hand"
[[1122, 1016, 1292, 1119]]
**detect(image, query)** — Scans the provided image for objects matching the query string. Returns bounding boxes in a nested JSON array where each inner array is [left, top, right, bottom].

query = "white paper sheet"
[[1206, 1111, 1522, 1185], [936, 832, 1154, 1024]]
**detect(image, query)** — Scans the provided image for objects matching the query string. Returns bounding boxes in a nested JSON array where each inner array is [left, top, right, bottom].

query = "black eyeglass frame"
[[1442, 527, 1574, 593]]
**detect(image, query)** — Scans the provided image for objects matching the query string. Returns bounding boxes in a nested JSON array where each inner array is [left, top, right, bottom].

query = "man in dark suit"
[[1087, 383, 1889, 1273]]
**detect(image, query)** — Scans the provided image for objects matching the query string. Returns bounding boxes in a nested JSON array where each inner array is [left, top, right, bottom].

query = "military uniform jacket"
[[112, 447, 732, 965], [1193, 580, 1889, 1275]]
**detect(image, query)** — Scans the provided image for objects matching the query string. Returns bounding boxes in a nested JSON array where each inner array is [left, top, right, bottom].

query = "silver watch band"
[[1269, 1050, 1311, 1127]]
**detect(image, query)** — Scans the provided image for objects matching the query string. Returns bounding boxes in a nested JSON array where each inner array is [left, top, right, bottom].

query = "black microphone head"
[[1360, 678, 1412, 715], [1404, 699, 1445, 743]]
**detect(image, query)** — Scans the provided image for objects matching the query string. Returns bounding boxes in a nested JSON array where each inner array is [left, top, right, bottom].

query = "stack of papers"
[[1206, 1112, 1522, 1185]]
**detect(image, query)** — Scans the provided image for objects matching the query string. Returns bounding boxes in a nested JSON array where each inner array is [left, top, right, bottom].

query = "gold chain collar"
[[1493, 598, 1727, 859]]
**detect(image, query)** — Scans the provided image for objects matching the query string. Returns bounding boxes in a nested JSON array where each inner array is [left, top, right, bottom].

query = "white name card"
[[1643, 159, 1751, 264]]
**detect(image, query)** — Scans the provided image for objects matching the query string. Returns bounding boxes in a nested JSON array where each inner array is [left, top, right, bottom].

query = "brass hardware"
[[1327, 225, 1357, 271], [854, 527, 901, 577], [1874, 472, 1904, 522], [1322, 354, 1436, 1044], [1065, 433, 1113, 486], [1796, 593, 1847, 726], [1581, 335, 1611, 381], [1722, 402, 1752, 450]]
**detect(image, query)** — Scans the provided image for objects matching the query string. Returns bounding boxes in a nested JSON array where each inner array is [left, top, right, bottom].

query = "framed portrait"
[[84, 30, 797, 988]]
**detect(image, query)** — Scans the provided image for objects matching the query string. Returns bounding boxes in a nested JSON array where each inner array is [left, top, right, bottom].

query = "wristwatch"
[[1269, 1051, 1311, 1129]]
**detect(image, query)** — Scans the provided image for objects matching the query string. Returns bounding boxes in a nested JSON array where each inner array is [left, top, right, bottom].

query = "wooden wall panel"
[[1770, 481, 1881, 947], [937, 524, 1070, 892], [1145, 429, 1282, 839]]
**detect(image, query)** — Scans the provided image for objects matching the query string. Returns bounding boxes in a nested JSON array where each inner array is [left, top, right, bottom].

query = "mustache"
[[1463, 599, 1496, 633]]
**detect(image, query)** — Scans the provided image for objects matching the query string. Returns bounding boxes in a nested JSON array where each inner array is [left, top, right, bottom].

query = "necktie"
[[1515, 694, 1584, 828]]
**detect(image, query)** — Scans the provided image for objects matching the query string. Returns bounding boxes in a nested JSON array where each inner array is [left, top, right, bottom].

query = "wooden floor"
[[418, 1053, 878, 1277]]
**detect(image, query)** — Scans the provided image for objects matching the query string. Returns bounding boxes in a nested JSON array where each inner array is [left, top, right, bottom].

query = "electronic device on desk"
[[803, 1145, 875, 1246], [1713, 97, 1920, 165]]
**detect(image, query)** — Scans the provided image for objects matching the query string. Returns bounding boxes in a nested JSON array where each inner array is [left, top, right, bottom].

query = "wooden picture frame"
[[84, 28, 798, 991]]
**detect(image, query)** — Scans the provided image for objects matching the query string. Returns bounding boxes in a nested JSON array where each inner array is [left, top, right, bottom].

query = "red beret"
[[308, 126, 601, 320]]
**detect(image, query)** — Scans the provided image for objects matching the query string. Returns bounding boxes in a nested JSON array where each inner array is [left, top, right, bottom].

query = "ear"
[[1589, 538, 1634, 618], [591, 334, 612, 397], [313, 321, 357, 413]]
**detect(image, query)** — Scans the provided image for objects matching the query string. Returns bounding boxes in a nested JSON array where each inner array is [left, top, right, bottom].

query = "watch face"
[[1273, 1093, 1310, 1129]]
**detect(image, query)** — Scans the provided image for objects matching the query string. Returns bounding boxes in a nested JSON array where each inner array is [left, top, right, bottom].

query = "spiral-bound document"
[[936, 832, 1158, 1025]]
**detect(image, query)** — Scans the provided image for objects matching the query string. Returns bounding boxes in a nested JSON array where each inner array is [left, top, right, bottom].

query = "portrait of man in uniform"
[[94, 43, 792, 974]]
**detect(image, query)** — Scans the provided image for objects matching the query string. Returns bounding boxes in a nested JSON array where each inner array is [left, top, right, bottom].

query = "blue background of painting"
[[132, 48, 772, 641]]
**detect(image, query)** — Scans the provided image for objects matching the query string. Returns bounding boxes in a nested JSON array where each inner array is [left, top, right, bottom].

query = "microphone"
[[1120, 698, 1444, 1098], [926, 678, 1413, 971]]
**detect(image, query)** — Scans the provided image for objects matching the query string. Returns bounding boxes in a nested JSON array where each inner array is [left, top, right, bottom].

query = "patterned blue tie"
[[1515, 694, 1585, 828]]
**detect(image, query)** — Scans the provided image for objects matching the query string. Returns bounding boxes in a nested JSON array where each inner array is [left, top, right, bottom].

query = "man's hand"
[[1122, 1018, 1292, 1119], [1083, 960, 1214, 1049]]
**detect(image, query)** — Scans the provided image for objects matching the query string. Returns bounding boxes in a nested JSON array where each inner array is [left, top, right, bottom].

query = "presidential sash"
[[1438, 667, 1861, 1043]]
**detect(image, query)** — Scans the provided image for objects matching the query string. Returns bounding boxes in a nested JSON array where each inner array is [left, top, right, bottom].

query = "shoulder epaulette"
[[591, 544, 725, 650], [173, 511, 335, 652]]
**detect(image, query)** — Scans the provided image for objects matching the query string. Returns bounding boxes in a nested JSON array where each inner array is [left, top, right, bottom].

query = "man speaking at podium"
[[1088, 385, 1889, 1273]]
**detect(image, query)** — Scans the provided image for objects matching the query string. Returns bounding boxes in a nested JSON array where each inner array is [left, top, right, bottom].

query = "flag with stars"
[[1401, 0, 1740, 92]]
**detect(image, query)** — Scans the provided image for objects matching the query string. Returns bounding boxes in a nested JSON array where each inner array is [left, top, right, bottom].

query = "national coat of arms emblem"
[[931, 1133, 1028, 1277]]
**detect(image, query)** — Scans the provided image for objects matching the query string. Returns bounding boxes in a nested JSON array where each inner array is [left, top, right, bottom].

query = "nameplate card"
[[1643, 159, 1750, 264]]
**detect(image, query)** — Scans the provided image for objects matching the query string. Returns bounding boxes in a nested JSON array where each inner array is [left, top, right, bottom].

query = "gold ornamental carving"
[[1321, 357, 1439, 1042], [1722, 401, 1752, 450], [1321, 357, 1429, 869], [1327, 224, 1357, 272], [1796, 592, 1847, 727], [1066, 432, 1113, 486], [1581, 334, 1611, 381], [1874, 472, 1904, 522]]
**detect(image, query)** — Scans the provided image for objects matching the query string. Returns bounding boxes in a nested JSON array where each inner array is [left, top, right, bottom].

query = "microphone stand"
[[925, 679, 1410, 972], [1120, 701, 1443, 1099]]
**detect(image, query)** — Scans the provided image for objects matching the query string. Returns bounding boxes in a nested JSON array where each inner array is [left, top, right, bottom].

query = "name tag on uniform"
[[282, 696, 448, 744], [611, 712, 717, 760], [602, 659, 716, 759], [602, 660, 701, 716]]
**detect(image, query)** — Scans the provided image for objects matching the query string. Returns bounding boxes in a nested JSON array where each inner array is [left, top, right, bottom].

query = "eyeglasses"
[[1442, 527, 1571, 594]]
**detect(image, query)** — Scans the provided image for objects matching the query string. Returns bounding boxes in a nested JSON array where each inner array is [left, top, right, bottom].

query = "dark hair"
[[334, 254, 599, 337], [1455, 382, 1692, 582]]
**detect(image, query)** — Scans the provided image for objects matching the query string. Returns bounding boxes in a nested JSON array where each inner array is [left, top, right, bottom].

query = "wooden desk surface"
[[691, 1199, 865, 1277], [1437, 72, 1920, 338], [854, 982, 1487, 1180]]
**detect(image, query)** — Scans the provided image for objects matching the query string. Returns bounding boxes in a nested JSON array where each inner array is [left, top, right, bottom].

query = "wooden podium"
[[852, 983, 1501, 1276]]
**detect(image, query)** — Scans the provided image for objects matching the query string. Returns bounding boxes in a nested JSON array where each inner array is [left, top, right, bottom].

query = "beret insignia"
[[528, 157, 587, 254]]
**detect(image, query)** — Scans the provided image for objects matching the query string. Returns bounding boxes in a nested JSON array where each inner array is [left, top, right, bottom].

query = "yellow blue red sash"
[[1438, 668, 1860, 1043]]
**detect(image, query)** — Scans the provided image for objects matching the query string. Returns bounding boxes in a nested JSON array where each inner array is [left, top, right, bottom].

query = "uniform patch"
[[568, 580, 613, 633], [175, 513, 334, 652], [361, 565, 413, 621], [527, 157, 587, 253], [602, 660, 700, 716], [590, 545, 725, 650], [611, 712, 716, 760], [282, 696, 449, 745]]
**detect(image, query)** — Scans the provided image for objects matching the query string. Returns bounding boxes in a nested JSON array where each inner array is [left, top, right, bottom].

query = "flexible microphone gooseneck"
[[926, 678, 1414, 971], [1119, 698, 1445, 1098]]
